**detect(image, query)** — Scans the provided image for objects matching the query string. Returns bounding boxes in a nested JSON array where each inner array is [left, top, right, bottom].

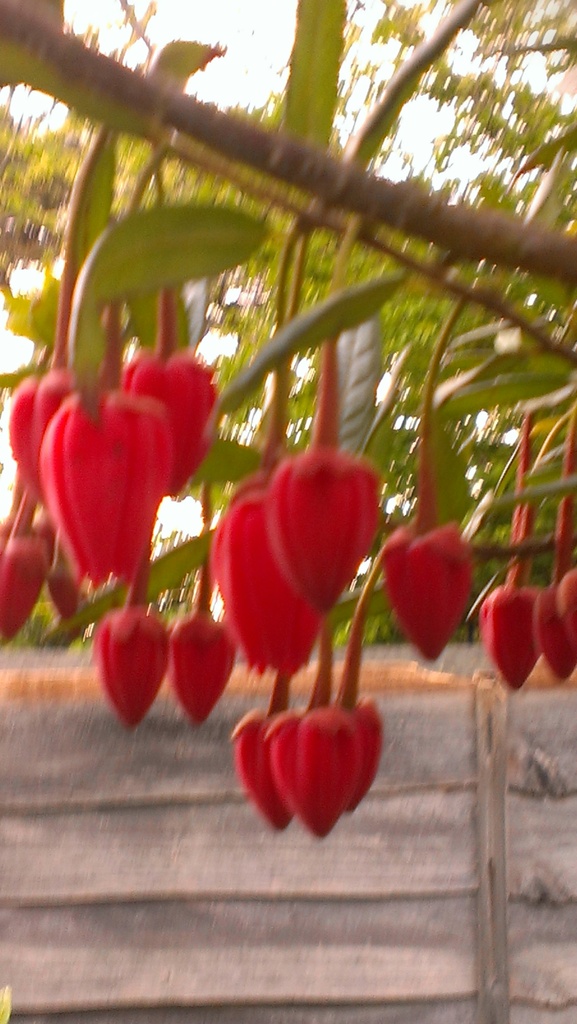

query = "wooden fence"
[[0, 658, 576, 1023]]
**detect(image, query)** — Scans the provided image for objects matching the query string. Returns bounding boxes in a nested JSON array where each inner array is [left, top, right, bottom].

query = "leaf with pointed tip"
[[149, 41, 225, 87], [218, 273, 404, 415], [285, 0, 345, 145], [70, 205, 266, 388], [337, 317, 382, 453], [481, 474, 577, 518], [436, 372, 573, 419]]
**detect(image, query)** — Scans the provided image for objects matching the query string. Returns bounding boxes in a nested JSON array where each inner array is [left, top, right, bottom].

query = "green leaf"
[[70, 205, 266, 387], [191, 439, 260, 486], [437, 372, 573, 419], [329, 584, 387, 628], [46, 534, 211, 640], [0, 39, 151, 135], [219, 272, 404, 415], [285, 0, 346, 145], [0, 367, 35, 390], [430, 418, 471, 525], [30, 274, 60, 350], [72, 133, 116, 269], [149, 41, 225, 88], [2, 274, 59, 351], [337, 317, 382, 453], [362, 346, 409, 456], [517, 121, 577, 175], [484, 473, 577, 516], [0, 987, 10, 1024]]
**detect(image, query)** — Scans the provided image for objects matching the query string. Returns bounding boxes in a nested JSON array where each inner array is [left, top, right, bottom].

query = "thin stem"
[[337, 554, 383, 710], [127, 552, 151, 606], [129, 143, 169, 213], [196, 483, 212, 615], [554, 404, 577, 583], [308, 620, 332, 710], [9, 491, 36, 539], [156, 289, 178, 361], [267, 672, 291, 715], [99, 304, 123, 391], [506, 413, 534, 588], [54, 126, 110, 368], [312, 217, 360, 449], [414, 300, 465, 534], [262, 230, 308, 473]]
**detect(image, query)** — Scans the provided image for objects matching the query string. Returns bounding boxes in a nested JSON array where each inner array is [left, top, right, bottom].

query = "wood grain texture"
[[12, 1003, 478, 1024], [508, 794, 577, 903], [0, 790, 476, 903], [508, 690, 577, 796], [509, 903, 577, 1009], [0, 692, 476, 811], [475, 680, 509, 1024], [2, 897, 477, 1012]]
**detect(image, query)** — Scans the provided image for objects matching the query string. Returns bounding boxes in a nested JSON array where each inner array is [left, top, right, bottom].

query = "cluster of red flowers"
[[6, 353, 388, 838]]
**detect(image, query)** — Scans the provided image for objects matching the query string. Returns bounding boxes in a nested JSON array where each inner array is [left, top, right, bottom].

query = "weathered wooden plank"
[[2, 897, 477, 1013], [508, 793, 577, 903], [475, 680, 509, 1024], [509, 903, 577, 1009], [1, 895, 477, 954], [13, 1003, 478, 1024], [0, 692, 476, 811], [508, 690, 577, 796], [512, 1011, 577, 1024], [0, 790, 476, 903]]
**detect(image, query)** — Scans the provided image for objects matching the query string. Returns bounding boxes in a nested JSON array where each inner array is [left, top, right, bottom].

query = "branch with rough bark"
[[2, 0, 577, 285]]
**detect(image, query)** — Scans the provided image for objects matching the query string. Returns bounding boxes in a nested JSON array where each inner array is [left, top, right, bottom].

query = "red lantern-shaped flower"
[[266, 447, 380, 613], [382, 523, 472, 660], [211, 484, 321, 676], [268, 706, 362, 838], [534, 584, 577, 681], [9, 368, 74, 501], [233, 710, 294, 830], [0, 535, 49, 639], [40, 391, 172, 586], [168, 612, 235, 724], [123, 351, 216, 495], [480, 584, 540, 689], [94, 607, 169, 727]]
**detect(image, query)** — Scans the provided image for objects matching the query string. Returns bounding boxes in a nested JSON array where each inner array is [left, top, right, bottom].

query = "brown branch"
[[473, 533, 557, 562], [3, 1, 577, 284]]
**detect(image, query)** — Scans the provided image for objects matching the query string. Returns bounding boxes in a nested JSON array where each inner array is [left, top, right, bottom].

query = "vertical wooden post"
[[475, 673, 510, 1024]]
